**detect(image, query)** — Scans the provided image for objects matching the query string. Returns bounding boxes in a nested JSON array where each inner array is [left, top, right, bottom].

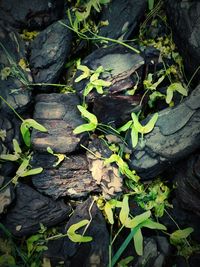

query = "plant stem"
[[59, 21, 140, 54], [0, 177, 15, 192], [29, 83, 68, 87], [0, 95, 24, 122], [111, 224, 124, 245], [187, 65, 200, 88]]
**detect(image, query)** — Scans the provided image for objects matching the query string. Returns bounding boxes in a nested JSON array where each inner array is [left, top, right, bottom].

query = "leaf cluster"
[[75, 63, 111, 96], [119, 112, 158, 148], [100, 195, 166, 266]]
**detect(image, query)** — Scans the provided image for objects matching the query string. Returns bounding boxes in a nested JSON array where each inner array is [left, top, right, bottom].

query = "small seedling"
[[0, 139, 43, 191], [47, 147, 67, 167], [118, 112, 158, 148], [73, 105, 98, 134], [75, 64, 111, 96], [166, 82, 188, 104]]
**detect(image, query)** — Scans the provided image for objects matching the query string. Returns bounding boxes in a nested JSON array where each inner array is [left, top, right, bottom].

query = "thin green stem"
[[80, 144, 105, 160], [59, 21, 140, 54], [108, 224, 113, 267], [187, 65, 200, 88], [0, 95, 24, 121], [29, 83, 68, 87], [111, 224, 124, 245], [0, 176, 16, 192]]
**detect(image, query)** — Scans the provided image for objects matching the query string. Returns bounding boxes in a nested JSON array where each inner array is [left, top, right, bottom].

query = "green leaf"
[[67, 219, 93, 243], [166, 83, 188, 104], [133, 228, 143, 255], [168, 82, 188, 96], [20, 122, 31, 147], [84, 83, 94, 96], [73, 122, 96, 134], [99, 0, 111, 4], [77, 105, 98, 125], [20, 167, 43, 177], [117, 256, 134, 267], [0, 254, 15, 266], [148, 0, 155, 10], [0, 154, 19, 161], [24, 119, 48, 132], [104, 154, 120, 166], [16, 158, 30, 176], [119, 195, 129, 225], [21, 119, 47, 147], [47, 146, 54, 154], [75, 65, 91, 82], [13, 139, 21, 154], [92, 79, 111, 87], [131, 113, 144, 133], [104, 202, 114, 224], [53, 154, 66, 167], [125, 210, 151, 228], [118, 120, 132, 132], [142, 219, 167, 231], [143, 113, 158, 134], [95, 85, 104, 94], [166, 88, 173, 104], [170, 227, 194, 246], [131, 126, 138, 148], [26, 234, 43, 256], [148, 91, 165, 108]]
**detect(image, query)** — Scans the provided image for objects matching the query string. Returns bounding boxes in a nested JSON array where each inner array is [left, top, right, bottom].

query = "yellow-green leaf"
[[75, 65, 91, 82], [143, 113, 158, 134], [133, 228, 143, 255], [104, 202, 114, 224], [13, 139, 21, 154], [77, 105, 98, 125], [118, 120, 132, 132], [132, 113, 144, 133], [20, 167, 43, 177], [73, 123, 96, 134], [125, 210, 151, 228], [0, 154, 19, 161], [67, 219, 93, 243], [131, 126, 138, 148], [170, 227, 194, 246], [119, 195, 130, 225]]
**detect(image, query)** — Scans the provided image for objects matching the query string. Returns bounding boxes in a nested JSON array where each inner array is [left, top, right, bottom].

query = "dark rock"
[[3, 183, 71, 236], [166, 0, 200, 83], [31, 153, 100, 199], [87, 138, 123, 199], [175, 152, 200, 216], [0, 176, 15, 214], [129, 84, 200, 179], [189, 253, 200, 267], [30, 20, 72, 87], [99, 0, 147, 40], [31, 93, 86, 154], [133, 236, 170, 267], [73, 45, 144, 126], [63, 197, 109, 267], [44, 237, 65, 267], [0, 25, 32, 114], [0, 0, 64, 30], [93, 94, 141, 126]]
